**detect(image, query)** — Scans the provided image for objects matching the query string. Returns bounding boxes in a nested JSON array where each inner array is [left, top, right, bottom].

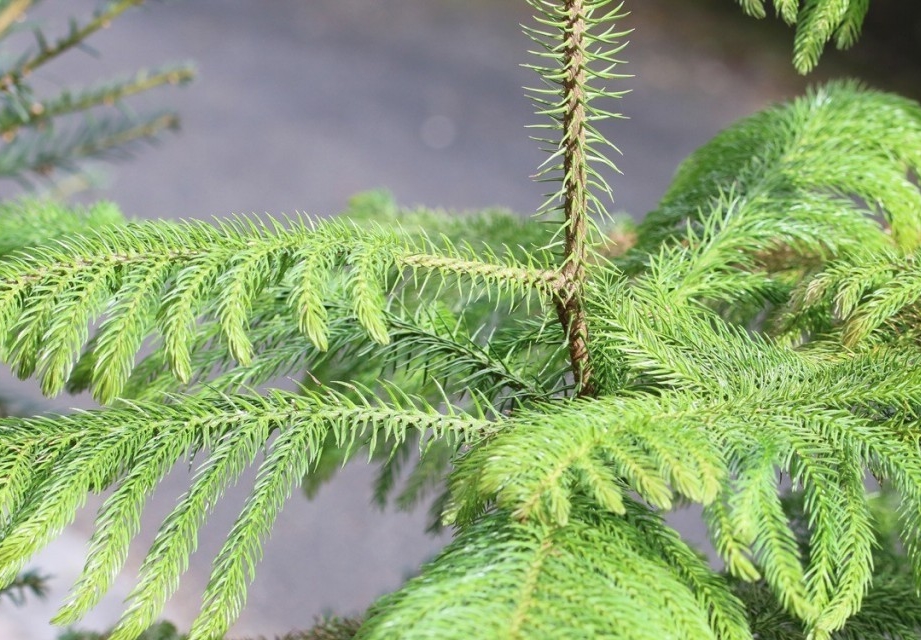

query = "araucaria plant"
[[2, 0, 921, 638]]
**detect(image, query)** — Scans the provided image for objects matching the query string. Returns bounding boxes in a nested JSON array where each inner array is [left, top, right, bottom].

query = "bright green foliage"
[[630, 81, 921, 263], [0, 198, 124, 255], [358, 501, 750, 640], [729, 492, 921, 639], [0, 214, 555, 404], [1, 388, 485, 640], [736, 0, 871, 72], [2, 1, 921, 639], [784, 248, 921, 346]]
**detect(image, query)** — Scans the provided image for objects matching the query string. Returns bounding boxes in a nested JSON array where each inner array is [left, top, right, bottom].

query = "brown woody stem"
[[556, 0, 595, 397]]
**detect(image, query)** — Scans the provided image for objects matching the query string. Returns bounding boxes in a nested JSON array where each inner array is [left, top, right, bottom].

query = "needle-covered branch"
[[0, 206, 557, 404], [524, 0, 630, 396]]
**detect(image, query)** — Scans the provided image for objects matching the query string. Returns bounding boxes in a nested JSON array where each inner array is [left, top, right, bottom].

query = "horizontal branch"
[[0, 65, 195, 137], [399, 252, 563, 294]]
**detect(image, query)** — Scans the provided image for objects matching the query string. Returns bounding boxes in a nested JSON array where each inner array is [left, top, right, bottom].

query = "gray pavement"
[[0, 1, 808, 638]]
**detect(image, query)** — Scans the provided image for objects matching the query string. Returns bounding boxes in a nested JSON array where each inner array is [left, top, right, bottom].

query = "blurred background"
[[0, 1, 918, 637]]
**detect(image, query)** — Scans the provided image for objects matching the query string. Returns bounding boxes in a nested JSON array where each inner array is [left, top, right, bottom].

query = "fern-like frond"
[[448, 392, 727, 526], [66, 279, 562, 529], [0, 209, 556, 404], [627, 82, 921, 269], [0, 388, 488, 639], [447, 390, 895, 635], [358, 501, 751, 640], [642, 189, 887, 322], [736, 0, 871, 73]]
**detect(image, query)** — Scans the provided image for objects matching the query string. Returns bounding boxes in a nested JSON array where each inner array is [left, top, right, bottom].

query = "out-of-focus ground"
[[0, 1, 917, 637]]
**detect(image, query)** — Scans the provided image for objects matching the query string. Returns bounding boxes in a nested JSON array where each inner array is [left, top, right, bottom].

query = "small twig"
[[0, 66, 194, 137], [0, 0, 145, 90], [0, 570, 50, 605]]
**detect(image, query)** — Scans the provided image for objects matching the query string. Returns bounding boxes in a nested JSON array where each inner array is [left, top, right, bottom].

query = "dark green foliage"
[[58, 622, 184, 640], [359, 501, 750, 640], [0, 0, 194, 185], [271, 618, 362, 640], [0, 568, 48, 604], [2, 1, 920, 639], [736, 0, 871, 72]]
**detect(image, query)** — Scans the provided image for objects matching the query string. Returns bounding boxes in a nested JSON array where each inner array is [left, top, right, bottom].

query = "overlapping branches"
[[449, 278, 921, 637], [782, 248, 921, 346], [441, 80, 921, 638], [627, 82, 921, 269], [0, 212, 557, 404], [105, 297, 566, 409], [359, 501, 750, 640], [1, 1, 920, 638], [0, 388, 489, 640]]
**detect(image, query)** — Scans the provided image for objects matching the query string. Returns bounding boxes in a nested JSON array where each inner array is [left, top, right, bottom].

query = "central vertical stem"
[[557, 0, 595, 397]]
